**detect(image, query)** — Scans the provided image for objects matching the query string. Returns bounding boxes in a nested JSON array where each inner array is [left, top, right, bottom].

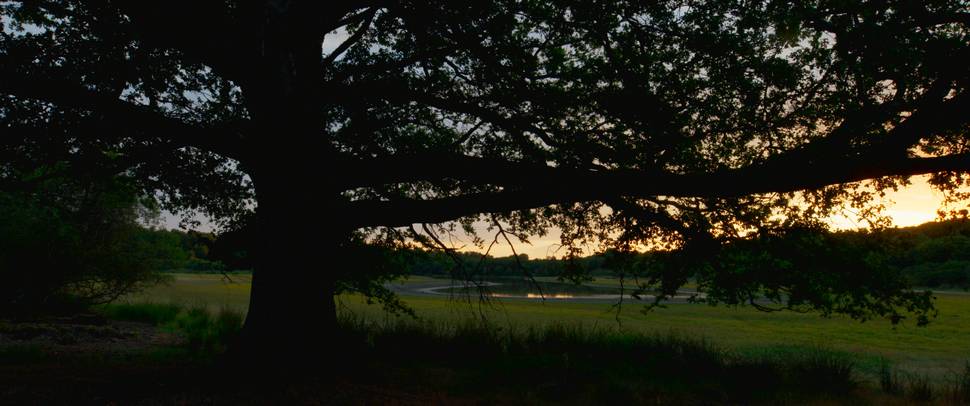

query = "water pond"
[[441, 278, 620, 299]]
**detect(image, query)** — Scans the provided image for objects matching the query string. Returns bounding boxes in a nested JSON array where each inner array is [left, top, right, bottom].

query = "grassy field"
[[122, 273, 253, 313], [125, 273, 970, 382]]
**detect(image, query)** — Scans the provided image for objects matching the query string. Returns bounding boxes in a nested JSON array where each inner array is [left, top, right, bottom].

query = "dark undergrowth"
[[331, 313, 863, 404]]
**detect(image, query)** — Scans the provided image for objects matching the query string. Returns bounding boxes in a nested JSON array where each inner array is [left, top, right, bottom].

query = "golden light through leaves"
[[488, 175, 967, 259]]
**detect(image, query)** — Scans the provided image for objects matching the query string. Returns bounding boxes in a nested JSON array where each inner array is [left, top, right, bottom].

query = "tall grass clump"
[[961, 361, 970, 401], [171, 306, 243, 354], [97, 303, 242, 355], [943, 361, 970, 404], [907, 373, 934, 401], [789, 350, 856, 394], [334, 313, 858, 403], [98, 303, 181, 325], [879, 360, 904, 396], [728, 346, 856, 401], [879, 360, 970, 403]]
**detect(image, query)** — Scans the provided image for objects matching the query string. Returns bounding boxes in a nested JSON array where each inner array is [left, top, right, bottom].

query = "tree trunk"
[[238, 177, 340, 369], [230, 1, 340, 372]]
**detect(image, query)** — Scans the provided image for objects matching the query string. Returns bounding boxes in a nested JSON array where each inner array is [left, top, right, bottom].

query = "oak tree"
[[2, 1, 969, 363]]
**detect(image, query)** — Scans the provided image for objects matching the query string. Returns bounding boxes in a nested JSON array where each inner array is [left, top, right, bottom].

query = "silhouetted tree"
[[2, 1, 969, 365]]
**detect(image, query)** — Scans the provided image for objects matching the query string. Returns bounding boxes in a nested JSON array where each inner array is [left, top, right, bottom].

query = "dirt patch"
[[0, 314, 182, 355]]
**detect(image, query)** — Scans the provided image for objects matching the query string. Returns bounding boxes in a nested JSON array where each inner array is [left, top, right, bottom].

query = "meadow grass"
[[119, 273, 252, 313], [126, 274, 970, 383]]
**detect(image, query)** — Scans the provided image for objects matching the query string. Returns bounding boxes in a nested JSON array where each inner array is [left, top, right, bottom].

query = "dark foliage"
[[0, 168, 171, 316], [893, 220, 970, 289]]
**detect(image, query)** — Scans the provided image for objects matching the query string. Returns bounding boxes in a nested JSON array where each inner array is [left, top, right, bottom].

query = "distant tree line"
[[405, 251, 592, 279], [402, 221, 970, 292], [890, 220, 970, 290]]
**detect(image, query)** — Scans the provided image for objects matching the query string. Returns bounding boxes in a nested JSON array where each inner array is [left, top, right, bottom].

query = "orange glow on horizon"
[[827, 175, 954, 230], [479, 175, 967, 259]]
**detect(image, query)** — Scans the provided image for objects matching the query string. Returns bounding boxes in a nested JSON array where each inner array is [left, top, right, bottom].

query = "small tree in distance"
[[1, 1, 968, 364]]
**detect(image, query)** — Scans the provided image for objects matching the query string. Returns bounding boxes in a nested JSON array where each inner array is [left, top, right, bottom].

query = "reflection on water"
[[416, 278, 702, 301], [490, 293, 575, 299], [444, 278, 618, 298]]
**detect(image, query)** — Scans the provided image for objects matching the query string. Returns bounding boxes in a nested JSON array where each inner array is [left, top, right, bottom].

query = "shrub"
[[0, 170, 172, 316]]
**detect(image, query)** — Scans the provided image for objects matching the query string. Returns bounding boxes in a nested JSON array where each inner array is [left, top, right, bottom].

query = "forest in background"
[[155, 220, 970, 290]]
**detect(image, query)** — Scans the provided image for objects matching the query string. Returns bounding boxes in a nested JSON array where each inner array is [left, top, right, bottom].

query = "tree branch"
[[0, 62, 249, 161], [344, 153, 970, 228], [117, 2, 252, 84], [341, 81, 970, 189], [322, 7, 378, 66]]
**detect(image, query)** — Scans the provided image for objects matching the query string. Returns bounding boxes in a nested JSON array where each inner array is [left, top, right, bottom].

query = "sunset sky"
[[161, 174, 963, 259], [476, 175, 962, 258], [828, 175, 945, 229]]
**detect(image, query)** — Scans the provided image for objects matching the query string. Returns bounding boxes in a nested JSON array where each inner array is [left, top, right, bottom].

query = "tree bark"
[[238, 177, 339, 370], [234, 134, 343, 373], [230, 1, 340, 372]]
